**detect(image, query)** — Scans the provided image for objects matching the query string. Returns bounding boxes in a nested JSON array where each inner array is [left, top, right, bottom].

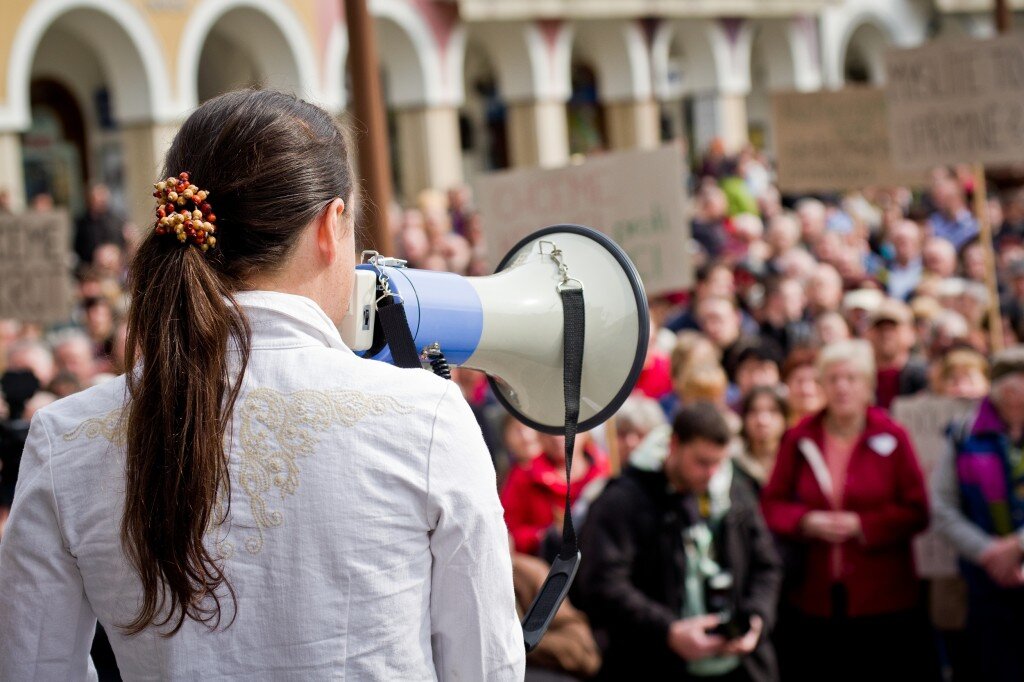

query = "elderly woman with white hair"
[[762, 339, 933, 681]]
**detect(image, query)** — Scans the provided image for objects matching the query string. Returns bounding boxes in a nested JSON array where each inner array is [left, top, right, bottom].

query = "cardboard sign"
[[884, 34, 1024, 169], [0, 211, 75, 324], [891, 393, 979, 578], [771, 88, 923, 192], [474, 146, 692, 296]]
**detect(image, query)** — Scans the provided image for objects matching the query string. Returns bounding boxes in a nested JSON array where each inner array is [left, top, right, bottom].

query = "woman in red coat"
[[501, 431, 609, 556], [761, 339, 934, 682]]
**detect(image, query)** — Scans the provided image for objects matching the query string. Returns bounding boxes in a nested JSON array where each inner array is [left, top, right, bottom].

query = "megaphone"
[[341, 224, 650, 434]]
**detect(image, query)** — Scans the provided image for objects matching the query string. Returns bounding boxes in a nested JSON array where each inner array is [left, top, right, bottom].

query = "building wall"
[[0, 0, 1016, 219]]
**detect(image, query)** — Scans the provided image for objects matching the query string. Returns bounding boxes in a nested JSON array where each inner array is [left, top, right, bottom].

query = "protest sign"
[[884, 34, 1024, 169], [0, 211, 75, 324], [771, 88, 924, 192], [474, 146, 692, 296], [892, 393, 979, 578]]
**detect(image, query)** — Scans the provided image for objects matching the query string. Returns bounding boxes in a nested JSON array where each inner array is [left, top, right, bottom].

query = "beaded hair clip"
[[152, 172, 217, 251]]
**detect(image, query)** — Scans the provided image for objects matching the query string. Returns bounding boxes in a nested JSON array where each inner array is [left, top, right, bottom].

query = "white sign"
[[0, 211, 75, 324], [885, 34, 1024, 169]]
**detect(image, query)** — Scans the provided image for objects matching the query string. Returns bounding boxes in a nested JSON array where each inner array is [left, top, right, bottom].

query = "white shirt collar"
[[231, 290, 353, 355]]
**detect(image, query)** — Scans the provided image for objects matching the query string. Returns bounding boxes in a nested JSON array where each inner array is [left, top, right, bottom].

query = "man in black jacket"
[[578, 403, 781, 681], [73, 184, 128, 267]]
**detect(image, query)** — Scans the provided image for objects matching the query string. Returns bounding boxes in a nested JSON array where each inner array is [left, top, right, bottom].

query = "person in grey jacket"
[[931, 347, 1024, 682]]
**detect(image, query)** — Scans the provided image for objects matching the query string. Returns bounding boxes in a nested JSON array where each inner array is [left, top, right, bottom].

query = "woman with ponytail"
[[0, 90, 524, 680]]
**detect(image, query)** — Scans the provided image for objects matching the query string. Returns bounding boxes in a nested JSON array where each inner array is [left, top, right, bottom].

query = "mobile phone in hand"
[[708, 609, 752, 640]]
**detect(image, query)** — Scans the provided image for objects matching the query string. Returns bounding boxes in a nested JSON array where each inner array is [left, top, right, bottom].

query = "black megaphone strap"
[[521, 285, 584, 652]]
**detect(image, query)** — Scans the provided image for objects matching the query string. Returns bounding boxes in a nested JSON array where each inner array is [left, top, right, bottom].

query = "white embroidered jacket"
[[0, 291, 525, 681]]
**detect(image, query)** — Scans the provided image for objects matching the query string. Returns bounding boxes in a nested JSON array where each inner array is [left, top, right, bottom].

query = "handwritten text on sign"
[[474, 146, 692, 296], [772, 88, 924, 192], [0, 212, 75, 323], [884, 34, 1024, 169]]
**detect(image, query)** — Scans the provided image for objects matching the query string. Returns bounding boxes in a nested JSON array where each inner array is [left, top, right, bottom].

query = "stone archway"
[[653, 19, 733, 161], [571, 20, 657, 153], [183, 0, 316, 104], [465, 20, 572, 168], [747, 20, 798, 150], [460, 39, 508, 177], [842, 21, 891, 85], [4, 0, 164, 215], [366, 0, 462, 201]]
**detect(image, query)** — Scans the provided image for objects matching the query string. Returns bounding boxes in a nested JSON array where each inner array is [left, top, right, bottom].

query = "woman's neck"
[[748, 440, 777, 462], [825, 411, 865, 439]]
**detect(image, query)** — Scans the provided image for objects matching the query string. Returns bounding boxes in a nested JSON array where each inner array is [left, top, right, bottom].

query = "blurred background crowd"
[[4, 138, 1024, 681]]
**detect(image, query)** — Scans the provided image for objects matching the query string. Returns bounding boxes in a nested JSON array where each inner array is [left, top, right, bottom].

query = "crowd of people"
[[2, 138, 1024, 681]]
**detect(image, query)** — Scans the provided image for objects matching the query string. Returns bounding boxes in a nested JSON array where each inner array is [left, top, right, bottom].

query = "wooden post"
[[978, 0, 1013, 353], [972, 163, 1005, 353], [344, 0, 394, 255], [996, 0, 1013, 33], [605, 416, 621, 476]]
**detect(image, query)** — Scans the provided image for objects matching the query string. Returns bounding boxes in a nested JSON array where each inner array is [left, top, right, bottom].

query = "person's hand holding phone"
[[721, 615, 763, 656], [667, 615, 726, 661]]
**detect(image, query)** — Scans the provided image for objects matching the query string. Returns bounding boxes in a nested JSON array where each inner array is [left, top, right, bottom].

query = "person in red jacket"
[[501, 431, 610, 555], [761, 339, 935, 682]]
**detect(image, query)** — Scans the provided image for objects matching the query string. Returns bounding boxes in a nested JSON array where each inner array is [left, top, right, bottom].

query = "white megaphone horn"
[[341, 224, 650, 433]]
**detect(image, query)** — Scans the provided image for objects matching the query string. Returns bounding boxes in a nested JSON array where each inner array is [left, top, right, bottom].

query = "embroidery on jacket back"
[[232, 387, 413, 554], [63, 409, 126, 446], [62, 387, 414, 556]]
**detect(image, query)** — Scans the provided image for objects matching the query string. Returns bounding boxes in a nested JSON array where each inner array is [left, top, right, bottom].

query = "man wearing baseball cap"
[[931, 346, 1024, 681], [867, 298, 928, 410]]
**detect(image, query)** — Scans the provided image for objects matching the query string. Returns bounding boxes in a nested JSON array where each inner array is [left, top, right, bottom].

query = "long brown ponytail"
[[122, 90, 353, 636]]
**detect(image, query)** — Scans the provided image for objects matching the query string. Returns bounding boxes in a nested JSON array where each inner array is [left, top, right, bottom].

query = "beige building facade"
[[0, 0, 1019, 228]]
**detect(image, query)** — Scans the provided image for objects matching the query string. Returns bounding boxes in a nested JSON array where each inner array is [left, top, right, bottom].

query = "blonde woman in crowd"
[[660, 331, 721, 416], [933, 346, 990, 400]]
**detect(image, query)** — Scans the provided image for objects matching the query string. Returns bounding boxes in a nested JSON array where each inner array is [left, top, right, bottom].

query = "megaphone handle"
[[522, 285, 585, 653], [376, 292, 423, 370]]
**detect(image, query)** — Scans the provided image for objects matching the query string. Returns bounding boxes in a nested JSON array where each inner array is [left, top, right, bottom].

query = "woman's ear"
[[315, 198, 347, 263]]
